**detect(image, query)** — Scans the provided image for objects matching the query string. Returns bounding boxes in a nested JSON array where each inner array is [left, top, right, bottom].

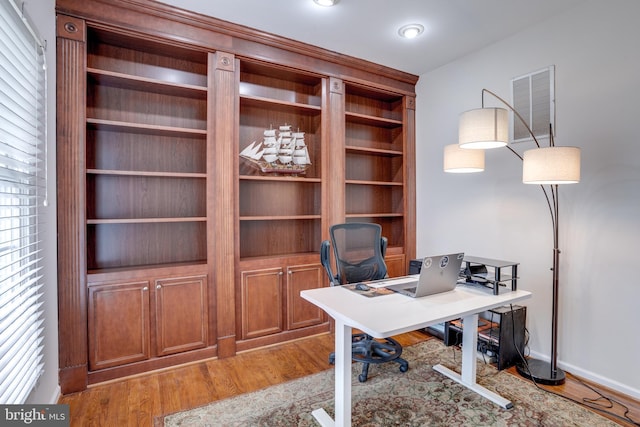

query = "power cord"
[[450, 325, 462, 364], [509, 304, 640, 426]]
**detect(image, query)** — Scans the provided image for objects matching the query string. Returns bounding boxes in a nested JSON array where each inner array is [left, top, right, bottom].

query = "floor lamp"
[[443, 89, 580, 386]]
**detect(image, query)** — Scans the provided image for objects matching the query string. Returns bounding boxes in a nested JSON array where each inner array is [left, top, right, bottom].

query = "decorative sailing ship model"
[[240, 124, 311, 174]]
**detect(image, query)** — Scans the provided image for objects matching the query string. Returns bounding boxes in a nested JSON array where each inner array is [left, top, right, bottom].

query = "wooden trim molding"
[[55, 0, 418, 92], [209, 51, 237, 358], [56, 14, 89, 394], [404, 96, 417, 269], [56, 14, 85, 42]]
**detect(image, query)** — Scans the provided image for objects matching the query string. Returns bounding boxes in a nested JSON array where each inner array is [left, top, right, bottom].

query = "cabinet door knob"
[[156, 284, 162, 290], [142, 287, 148, 291]]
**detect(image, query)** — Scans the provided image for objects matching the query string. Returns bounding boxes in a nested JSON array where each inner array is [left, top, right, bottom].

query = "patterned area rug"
[[162, 339, 616, 426]]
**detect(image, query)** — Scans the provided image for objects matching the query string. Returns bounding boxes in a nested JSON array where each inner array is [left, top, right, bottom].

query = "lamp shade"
[[522, 146, 581, 184], [443, 144, 485, 173], [459, 107, 508, 149]]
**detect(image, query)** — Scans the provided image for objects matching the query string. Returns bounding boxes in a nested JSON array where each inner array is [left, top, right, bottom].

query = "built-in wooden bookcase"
[[238, 61, 324, 259], [56, 0, 416, 394], [85, 28, 209, 272], [81, 27, 212, 384], [236, 61, 327, 351], [344, 83, 406, 252]]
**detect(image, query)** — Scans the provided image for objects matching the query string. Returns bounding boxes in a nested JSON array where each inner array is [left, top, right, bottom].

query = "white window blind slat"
[[0, 297, 44, 378], [0, 220, 40, 234], [0, 154, 39, 173], [0, 295, 45, 401], [0, 327, 44, 403], [0, 166, 39, 183], [0, 180, 40, 193], [0, 0, 47, 404], [0, 295, 44, 358], [0, 264, 43, 299]]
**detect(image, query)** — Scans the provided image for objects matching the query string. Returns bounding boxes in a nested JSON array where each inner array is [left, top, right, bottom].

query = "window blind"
[[0, 0, 47, 404]]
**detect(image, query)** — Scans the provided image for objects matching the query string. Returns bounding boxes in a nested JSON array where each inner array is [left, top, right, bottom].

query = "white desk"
[[301, 284, 532, 427]]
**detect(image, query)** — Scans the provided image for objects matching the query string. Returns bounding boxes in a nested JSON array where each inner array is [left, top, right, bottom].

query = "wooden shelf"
[[87, 261, 208, 281], [87, 118, 207, 136], [87, 217, 207, 224], [239, 215, 321, 221], [87, 221, 207, 269], [344, 121, 403, 153], [240, 94, 321, 112], [238, 252, 319, 264], [345, 145, 403, 156], [86, 169, 206, 178], [86, 26, 208, 87], [345, 180, 403, 186], [87, 68, 207, 98], [345, 111, 403, 128], [239, 60, 322, 108], [346, 213, 403, 218], [239, 217, 321, 259], [239, 175, 321, 183], [345, 83, 404, 123]]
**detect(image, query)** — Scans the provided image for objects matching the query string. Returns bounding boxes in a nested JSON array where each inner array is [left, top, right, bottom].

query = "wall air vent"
[[511, 65, 555, 142]]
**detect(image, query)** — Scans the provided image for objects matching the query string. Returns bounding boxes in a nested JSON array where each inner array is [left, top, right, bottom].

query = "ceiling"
[[157, 0, 584, 76]]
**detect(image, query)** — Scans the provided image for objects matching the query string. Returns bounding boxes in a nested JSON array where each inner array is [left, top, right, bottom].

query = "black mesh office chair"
[[320, 222, 409, 382]]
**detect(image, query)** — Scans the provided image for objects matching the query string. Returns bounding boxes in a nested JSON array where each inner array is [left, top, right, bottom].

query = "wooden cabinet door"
[[286, 264, 326, 330], [88, 281, 150, 370], [385, 254, 407, 277], [154, 275, 208, 356], [240, 268, 283, 339]]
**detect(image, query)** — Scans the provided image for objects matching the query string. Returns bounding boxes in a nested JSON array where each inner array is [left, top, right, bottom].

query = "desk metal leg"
[[433, 313, 513, 409], [311, 320, 352, 427]]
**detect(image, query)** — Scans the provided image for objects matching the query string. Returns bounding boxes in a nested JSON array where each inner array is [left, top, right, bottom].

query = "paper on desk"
[[344, 284, 395, 298]]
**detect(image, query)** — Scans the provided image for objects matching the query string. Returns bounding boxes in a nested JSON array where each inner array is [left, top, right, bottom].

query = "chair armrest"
[[320, 240, 339, 286]]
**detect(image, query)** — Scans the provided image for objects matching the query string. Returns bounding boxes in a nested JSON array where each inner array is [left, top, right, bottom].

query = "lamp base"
[[516, 359, 566, 386]]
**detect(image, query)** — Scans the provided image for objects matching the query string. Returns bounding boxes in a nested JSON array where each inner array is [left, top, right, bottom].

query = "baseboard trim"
[[529, 350, 640, 400]]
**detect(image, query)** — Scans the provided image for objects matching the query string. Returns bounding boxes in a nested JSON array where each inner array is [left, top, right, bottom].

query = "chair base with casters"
[[329, 333, 409, 382], [320, 222, 410, 382]]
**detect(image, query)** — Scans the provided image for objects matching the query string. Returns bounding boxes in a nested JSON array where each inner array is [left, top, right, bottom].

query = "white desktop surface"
[[301, 284, 532, 427]]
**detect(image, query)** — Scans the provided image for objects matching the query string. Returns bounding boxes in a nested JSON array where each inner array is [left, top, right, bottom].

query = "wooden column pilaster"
[[322, 77, 346, 238], [56, 14, 89, 394], [404, 95, 417, 268], [208, 51, 237, 357]]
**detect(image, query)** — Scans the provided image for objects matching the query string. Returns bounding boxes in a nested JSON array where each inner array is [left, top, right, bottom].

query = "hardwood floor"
[[58, 331, 639, 426]]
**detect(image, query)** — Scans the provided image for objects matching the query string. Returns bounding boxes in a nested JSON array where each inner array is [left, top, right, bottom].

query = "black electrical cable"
[[509, 304, 640, 426]]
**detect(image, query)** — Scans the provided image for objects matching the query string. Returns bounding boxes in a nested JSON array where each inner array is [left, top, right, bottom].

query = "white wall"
[[23, 0, 59, 404], [417, 0, 640, 398]]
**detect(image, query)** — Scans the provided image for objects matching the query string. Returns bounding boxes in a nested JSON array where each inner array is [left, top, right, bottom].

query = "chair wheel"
[[358, 374, 367, 383], [399, 364, 409, 373]]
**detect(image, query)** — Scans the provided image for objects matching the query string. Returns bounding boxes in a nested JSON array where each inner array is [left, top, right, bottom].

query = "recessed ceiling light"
[[398, 24, 424, 39], [313, 0, 337, 6]]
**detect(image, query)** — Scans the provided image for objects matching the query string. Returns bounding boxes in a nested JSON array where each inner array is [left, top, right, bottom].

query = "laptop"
[[385, 252, 464, 297]]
